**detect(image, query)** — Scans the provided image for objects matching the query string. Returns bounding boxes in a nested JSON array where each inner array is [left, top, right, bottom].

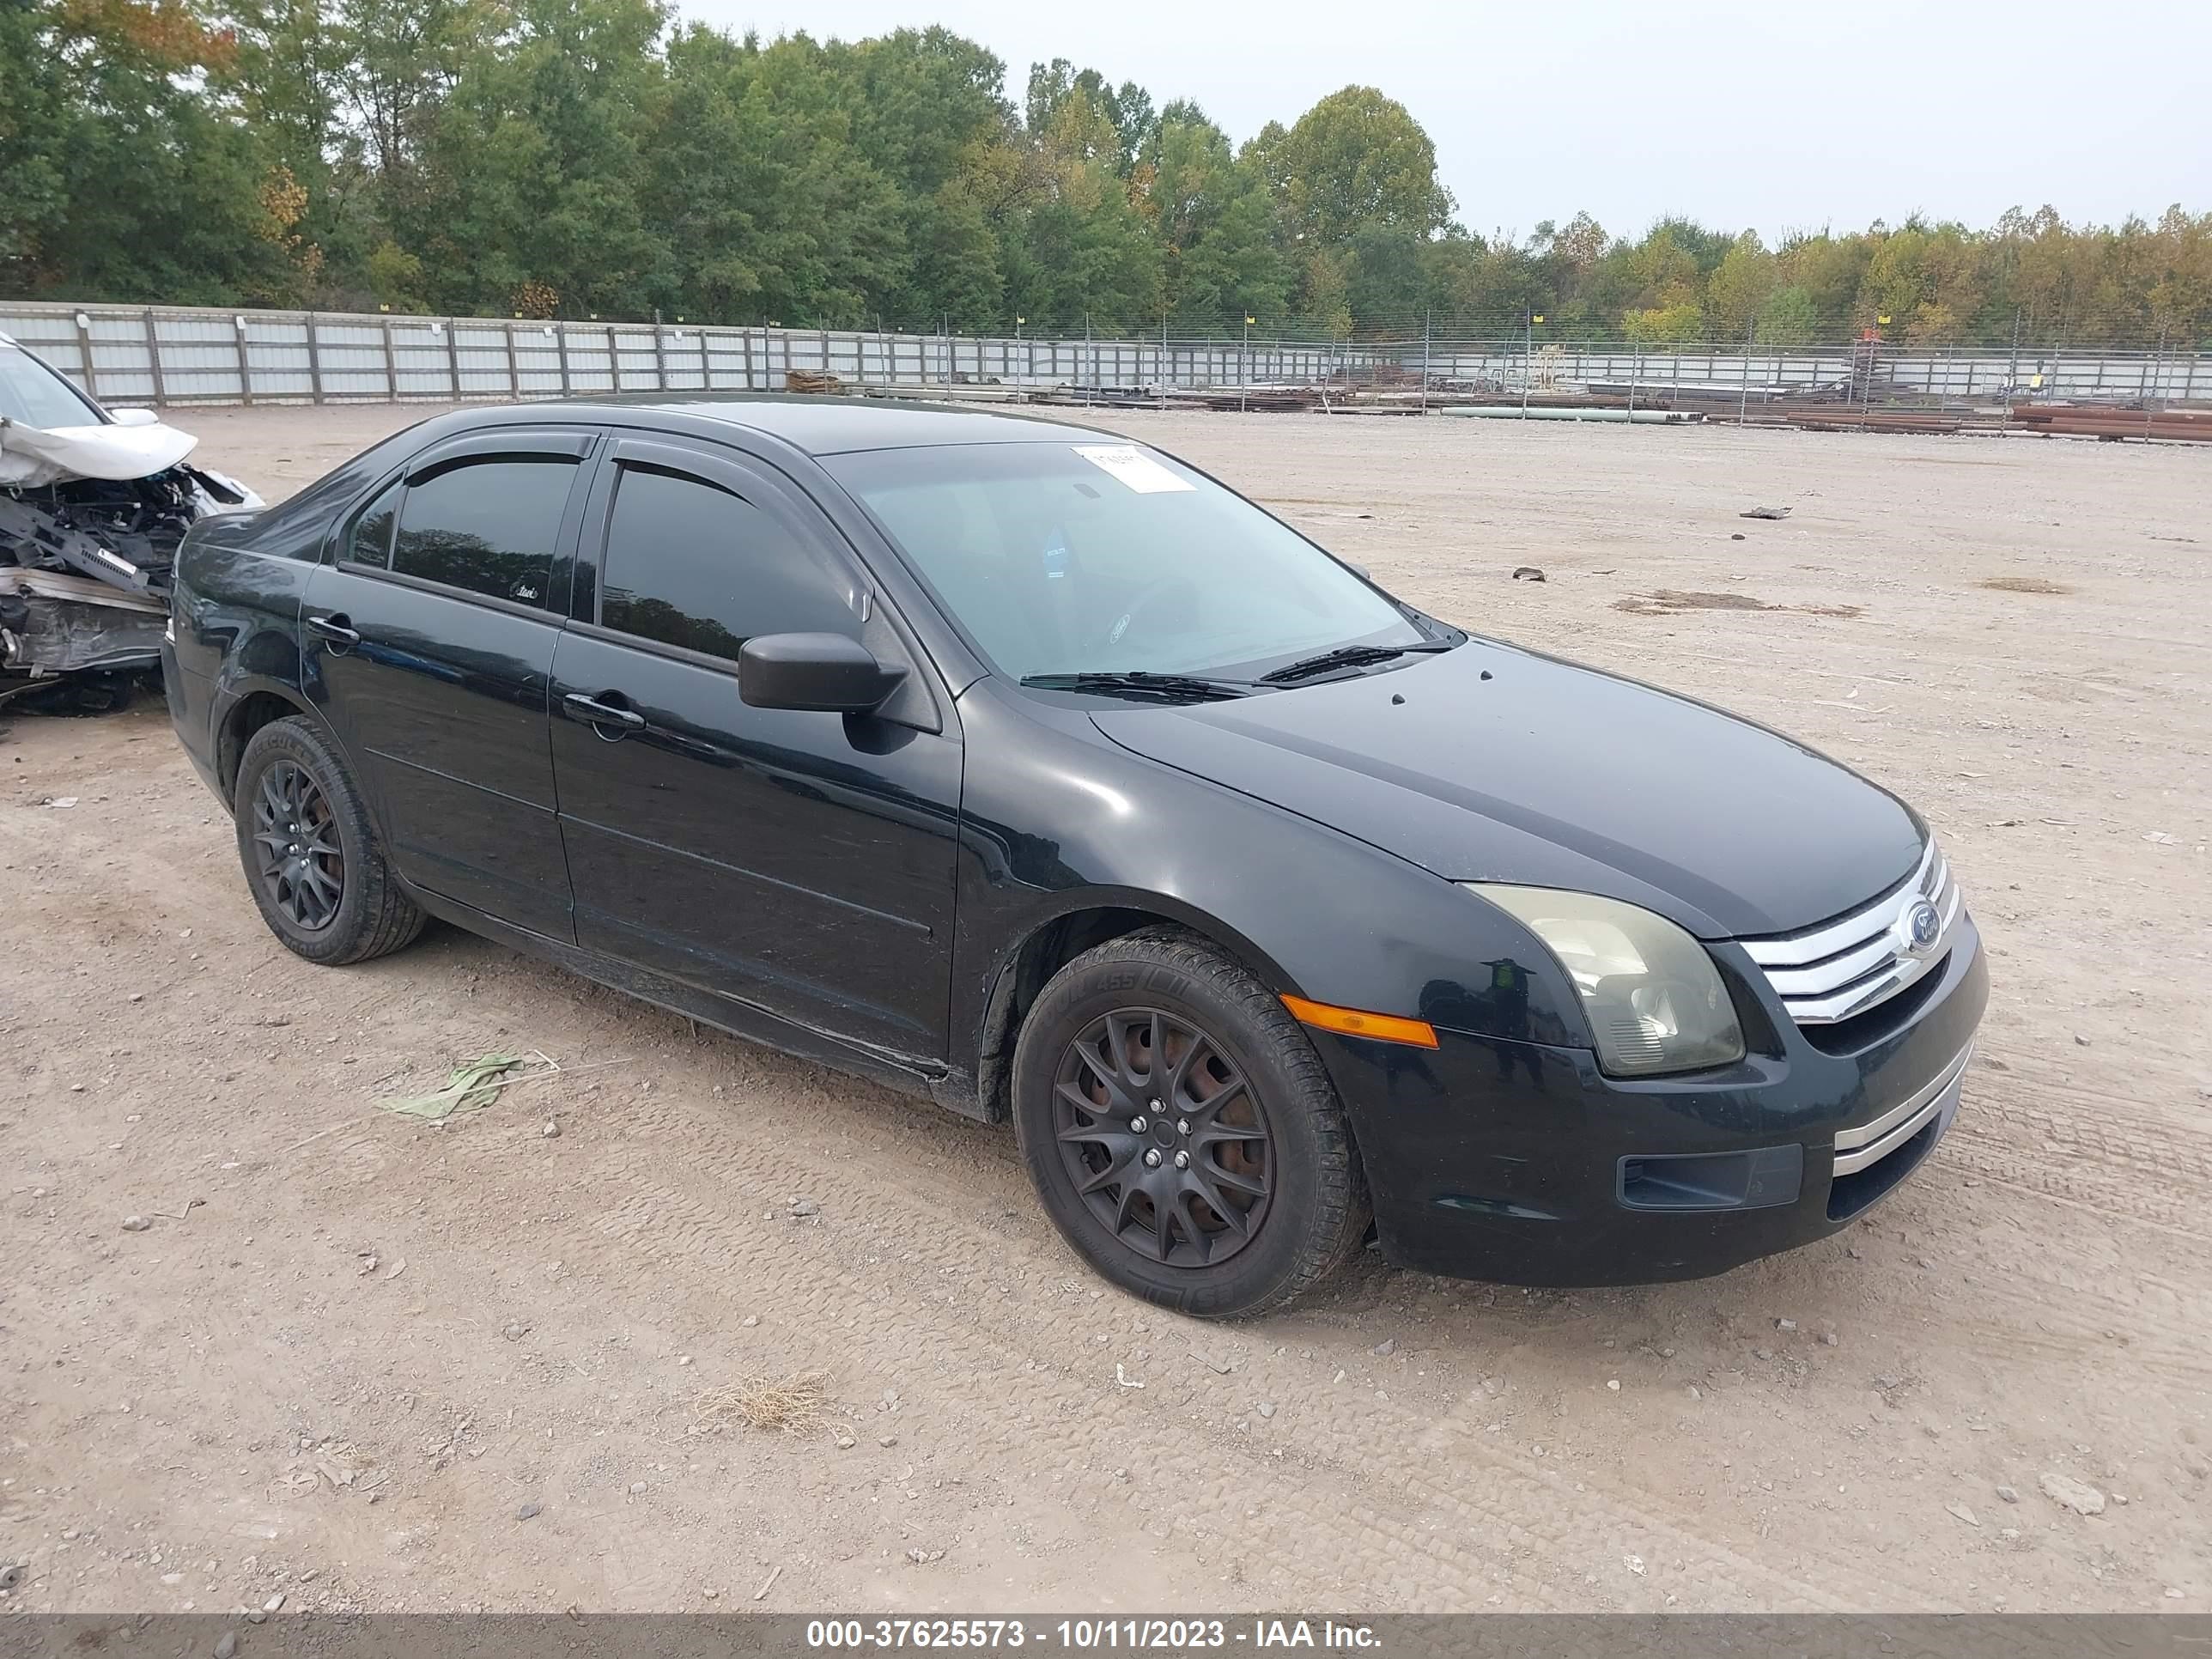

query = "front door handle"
[[307, 612, 361, 650], [562, 690, 647, 732]]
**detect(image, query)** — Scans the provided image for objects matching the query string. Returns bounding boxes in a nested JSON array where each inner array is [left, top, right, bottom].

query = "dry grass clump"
[[695, 1370, 829, 1435]]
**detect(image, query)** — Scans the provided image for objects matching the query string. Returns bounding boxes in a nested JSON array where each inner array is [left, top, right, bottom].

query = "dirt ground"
[[3, 401, 2209, 1617]]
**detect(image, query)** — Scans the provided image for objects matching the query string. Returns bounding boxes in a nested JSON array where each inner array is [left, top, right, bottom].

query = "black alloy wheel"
[[232, 715, 425, 965], [250, 758, 345, 931], [1053, 1006, 1275, 1267], [1013, 927, 1370, 1317]]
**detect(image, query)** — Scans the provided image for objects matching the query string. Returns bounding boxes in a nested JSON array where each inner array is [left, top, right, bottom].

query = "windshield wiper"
[[1019, 671, 1256, 702], [1258, 641, 1453, 684]]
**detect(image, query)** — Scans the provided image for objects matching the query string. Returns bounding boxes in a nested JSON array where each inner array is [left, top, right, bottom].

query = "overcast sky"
[[686, 0, 2209, 244]]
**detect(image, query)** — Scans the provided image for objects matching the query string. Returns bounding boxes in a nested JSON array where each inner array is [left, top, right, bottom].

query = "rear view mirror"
[[738, 632, 906, 713]]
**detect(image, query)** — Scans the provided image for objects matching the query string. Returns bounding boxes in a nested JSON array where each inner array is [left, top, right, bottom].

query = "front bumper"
[[1315, 914, 1990, 1286]]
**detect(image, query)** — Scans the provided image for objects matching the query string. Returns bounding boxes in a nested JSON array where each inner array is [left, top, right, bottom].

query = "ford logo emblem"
[[1899, 897, 1942, 957]]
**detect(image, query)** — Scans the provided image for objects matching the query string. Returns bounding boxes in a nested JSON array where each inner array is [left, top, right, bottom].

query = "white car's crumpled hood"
[[0, 418, 200, 488]]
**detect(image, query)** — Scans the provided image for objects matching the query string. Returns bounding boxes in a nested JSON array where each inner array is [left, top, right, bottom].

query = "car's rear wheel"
[[234, 715, 424, 965], [1012, 927, 1369, 1317]]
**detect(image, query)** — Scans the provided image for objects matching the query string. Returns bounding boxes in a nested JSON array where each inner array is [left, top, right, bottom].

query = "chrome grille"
[[1832, 1042, 1972, 1175], [1739, 840, 1961, 1026]]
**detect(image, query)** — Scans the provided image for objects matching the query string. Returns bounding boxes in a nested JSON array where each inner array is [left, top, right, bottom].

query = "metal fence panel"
[[565, 328, 614, 395], [314, 318, 387, 398], [3, 299, 2206, 416], [246, 315, 313, 401], [394, 321, 450, 398]]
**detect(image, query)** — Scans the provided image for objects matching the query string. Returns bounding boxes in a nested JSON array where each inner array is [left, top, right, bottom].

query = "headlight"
[[1465, 884, 1745, 1077]]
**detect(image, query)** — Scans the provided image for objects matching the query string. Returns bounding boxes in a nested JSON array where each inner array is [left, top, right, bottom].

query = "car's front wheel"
[[234, 715, 425, 965], [1012, 927, 1370, 1317]]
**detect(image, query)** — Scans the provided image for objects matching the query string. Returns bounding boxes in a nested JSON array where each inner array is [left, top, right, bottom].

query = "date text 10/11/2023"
[[805, 1618, 1382, 1650]]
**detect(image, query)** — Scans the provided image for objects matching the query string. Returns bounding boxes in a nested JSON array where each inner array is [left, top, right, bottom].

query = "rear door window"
[[345, 480, 401, 568], [597, 464, 856, 661], [392, 457, 575, 608]]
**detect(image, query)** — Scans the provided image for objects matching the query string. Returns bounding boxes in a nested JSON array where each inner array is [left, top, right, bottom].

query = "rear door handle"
[[307, 613, 360, 649], [562, 691, 647, 732]]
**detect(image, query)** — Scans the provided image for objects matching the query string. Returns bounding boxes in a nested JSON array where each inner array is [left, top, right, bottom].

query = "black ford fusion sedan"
[[165, 396, 1988, 1316]]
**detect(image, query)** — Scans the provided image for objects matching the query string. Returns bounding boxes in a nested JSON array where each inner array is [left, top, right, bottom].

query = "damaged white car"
[[1, 332, 261, 713]]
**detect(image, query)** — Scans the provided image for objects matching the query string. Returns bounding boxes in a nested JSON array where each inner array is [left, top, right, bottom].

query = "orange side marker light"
[[1281, 994, 1438, 1049]]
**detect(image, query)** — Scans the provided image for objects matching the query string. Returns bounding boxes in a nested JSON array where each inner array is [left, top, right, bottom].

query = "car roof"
[[542, 392, 1121, 457]]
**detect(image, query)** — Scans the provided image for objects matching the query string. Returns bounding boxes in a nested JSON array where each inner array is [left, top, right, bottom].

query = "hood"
[[0, 418, 199, 489], [1091, 640, 1923, 939]]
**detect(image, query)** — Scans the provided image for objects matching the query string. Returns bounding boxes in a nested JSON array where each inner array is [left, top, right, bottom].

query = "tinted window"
[[392, 457, 574, 607], [346, 481, 400, 568], [598, 465, 854, 661]]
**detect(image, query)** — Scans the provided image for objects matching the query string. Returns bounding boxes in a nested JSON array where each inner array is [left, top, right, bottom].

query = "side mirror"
[[738, 632, 906, 713], [108, 407, 162, 428]]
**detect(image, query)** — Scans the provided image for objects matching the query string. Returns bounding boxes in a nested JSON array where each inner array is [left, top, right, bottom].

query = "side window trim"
[[349, 561, 576, 626], [406, 427, 596, 483], [337, 476, 402, 570], [573, 429, 945, 733], [562, 613, 747, 680], [579, 436, 871, 634], [329, 432, 601, 617]]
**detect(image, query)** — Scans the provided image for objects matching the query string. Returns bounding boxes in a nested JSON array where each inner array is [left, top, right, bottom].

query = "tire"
[[233, 714, 425, 965], [1012, 927, 1370, 1318]]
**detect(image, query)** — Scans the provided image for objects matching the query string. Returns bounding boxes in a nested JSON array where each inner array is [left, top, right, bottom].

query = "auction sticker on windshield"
[[1073, 443, 1194, 493]]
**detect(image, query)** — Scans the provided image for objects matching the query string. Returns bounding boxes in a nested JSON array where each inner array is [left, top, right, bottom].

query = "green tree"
[[1301, 246, 1353, 337], [408, 0, 668, 316], [4, 6, 2207, 349], [221, 0, 356, 267], [3, 0, 288, 302], [839, 27, 1010, 194], [2144, 205, 2212, 346], [1146, 106, 1288, 329], [1705, 232, 1775, 340], [1774, 233, 1870, 332], [1024, 59, 1154, 175], [0, 0, 76, 288], [1858, 218, 1985, 343], [366, 238, 429, 309], [641, 27, 908, 325], [1344, 225, 1431, 328], [1622, 223, 1702, 304], [891, 180, 1005, 331], [1000, 158, 1161, 328], [1623, 301, 1705, 344], [1754, 285, 1820, 345], [334, 0, 486, 205], [1547, 211, 1607, 274], [1271, 86, 1452, 246]]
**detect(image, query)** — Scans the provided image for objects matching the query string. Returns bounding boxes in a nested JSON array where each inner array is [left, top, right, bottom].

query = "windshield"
[[823, 441, 1425, 682], [0, 344, 105, 429]]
